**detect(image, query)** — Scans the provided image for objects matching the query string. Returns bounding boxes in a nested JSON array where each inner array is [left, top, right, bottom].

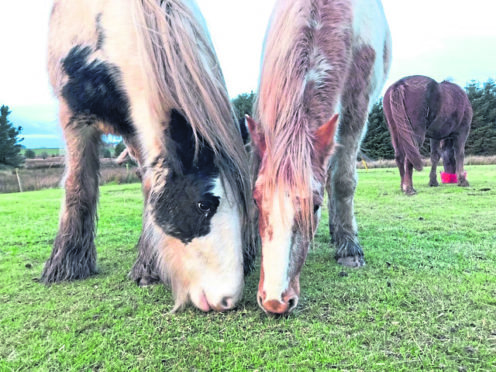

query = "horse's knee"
[[333, 174, 356, 199]]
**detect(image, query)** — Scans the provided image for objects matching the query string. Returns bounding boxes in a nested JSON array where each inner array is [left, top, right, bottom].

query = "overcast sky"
[[0, 0, 495, 147]]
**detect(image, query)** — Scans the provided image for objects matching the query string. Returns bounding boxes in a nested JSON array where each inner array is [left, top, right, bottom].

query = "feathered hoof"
[[40, 261, 97, 284], [133, 275, 161, 287], [334, 238, 365, 268], [337, 255, 365, 268], [129, 264, 161, 287]]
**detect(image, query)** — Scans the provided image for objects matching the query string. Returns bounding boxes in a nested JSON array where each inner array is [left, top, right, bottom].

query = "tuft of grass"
[[0, 165, 495, 370]]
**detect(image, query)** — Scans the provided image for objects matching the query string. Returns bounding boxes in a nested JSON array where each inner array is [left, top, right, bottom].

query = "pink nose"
[[198, 293, 235, 312], [258, 291, 299, 314]]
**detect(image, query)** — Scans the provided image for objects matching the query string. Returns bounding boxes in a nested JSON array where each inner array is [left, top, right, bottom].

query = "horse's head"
[[145, 110, 247, 312], [246, 115, 337, 314], [441, 138, 456, 174]]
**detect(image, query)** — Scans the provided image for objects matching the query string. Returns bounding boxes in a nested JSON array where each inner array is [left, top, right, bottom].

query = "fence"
[[0, 157, 140, 194]]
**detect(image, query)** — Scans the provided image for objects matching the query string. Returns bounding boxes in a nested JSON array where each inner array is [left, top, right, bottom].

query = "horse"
[[42, 0, 257, 313], [383, 75, 472, 195], [246, 0, 391, 314]]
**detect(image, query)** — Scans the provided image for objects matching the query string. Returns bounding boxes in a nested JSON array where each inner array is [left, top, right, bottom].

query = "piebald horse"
[[42, 0, 256, 312], [247, 0, 391, 314]]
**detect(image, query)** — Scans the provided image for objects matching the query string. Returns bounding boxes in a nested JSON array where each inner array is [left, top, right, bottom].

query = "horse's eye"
[[313, 204, 320, 213], [197, 201, 212, 215]]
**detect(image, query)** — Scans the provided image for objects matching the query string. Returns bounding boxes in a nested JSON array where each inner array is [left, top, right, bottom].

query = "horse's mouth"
[[196, 291, 211, 312]]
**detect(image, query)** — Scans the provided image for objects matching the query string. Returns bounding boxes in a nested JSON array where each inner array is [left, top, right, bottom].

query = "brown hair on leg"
[[41, 101, 102, 283]]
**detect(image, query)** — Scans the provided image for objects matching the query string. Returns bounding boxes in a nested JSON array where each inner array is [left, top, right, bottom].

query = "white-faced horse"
[[42, 0, 257, 312], [247, 0, 391, 314]]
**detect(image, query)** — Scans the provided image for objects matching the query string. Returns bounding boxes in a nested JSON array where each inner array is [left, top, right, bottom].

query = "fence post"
[[15, 168, 23, 192]]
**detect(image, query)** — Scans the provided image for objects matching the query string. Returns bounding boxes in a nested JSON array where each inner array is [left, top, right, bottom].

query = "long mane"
[[254, 0, 351, 234], [131, 0, 256, 271]]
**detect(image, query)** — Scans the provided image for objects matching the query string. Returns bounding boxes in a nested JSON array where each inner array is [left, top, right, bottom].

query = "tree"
[[0, 105, 24, 167], [361, 100, 395, 160], [465, 79, 496, 156], [232, 92, 256, 121], [114, 141, 126, 157], [25, 149, 36, 159]]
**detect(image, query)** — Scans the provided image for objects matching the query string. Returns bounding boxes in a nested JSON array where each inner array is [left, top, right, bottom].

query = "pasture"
[[0, 165, 495, 370], [26, 148, 63, 157]]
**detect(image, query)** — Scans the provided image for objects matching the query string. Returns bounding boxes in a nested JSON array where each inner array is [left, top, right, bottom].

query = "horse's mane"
[[254, 0, 349, 235], [131, 0, 256, 272]]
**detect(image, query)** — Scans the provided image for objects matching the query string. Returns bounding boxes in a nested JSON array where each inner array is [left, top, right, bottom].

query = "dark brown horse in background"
[[383, 75, 472, 195]]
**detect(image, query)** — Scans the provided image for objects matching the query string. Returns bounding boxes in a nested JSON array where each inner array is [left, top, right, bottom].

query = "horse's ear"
[[314, 114, 338, 165], [245, 115, 266, 156]]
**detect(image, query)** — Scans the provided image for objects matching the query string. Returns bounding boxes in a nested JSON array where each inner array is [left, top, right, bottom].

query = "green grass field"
[[25, 148, 63, 157], [1, 165, 495, 371]]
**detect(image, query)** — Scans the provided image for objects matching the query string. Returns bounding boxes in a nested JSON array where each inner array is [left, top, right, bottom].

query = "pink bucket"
[[440, 171, 466, 184]]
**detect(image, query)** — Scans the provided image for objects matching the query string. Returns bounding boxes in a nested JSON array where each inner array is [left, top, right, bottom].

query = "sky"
[[0, 0, 495, 148]]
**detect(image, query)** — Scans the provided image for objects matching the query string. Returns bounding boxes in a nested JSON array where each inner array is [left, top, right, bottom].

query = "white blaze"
[[186, 177, 244, 308], [262, 189, 295, 301]]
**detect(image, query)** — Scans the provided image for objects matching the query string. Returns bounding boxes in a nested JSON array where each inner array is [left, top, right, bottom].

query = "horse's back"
[[432, 81, 472, 137], [349, 0, 391, 105], [439, 81, 472, 115], [387, 75, 438, 128]]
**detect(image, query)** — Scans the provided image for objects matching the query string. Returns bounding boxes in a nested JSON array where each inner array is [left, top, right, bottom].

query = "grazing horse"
[[383, 75, 472, 195], [246, 0, 391, 314], [42, 0, 257, 312]]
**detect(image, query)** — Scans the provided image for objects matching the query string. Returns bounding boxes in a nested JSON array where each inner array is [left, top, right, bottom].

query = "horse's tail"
[[384, 84, 423, 171], [130, 0, 257, 273]]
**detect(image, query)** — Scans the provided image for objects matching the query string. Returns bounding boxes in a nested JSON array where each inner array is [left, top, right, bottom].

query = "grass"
[[25, 148, 63, 157], [1, 165, 495, 371]]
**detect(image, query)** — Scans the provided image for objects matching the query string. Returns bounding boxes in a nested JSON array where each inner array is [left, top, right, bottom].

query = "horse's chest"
[[61, 45, 135, 136]]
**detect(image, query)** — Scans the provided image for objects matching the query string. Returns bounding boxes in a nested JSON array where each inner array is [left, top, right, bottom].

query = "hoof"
[[458, 180, 469, 187], [404, 189, 417, 196], [41, 259, 97, 284], [134, 275, 160, 287], [429, 180, 439, 187], [337, 255, 365, 268], [40, 267, 96, 284]]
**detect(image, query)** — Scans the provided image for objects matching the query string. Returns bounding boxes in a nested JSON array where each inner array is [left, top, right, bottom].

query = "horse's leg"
[[41, 101, 101, 283], [129, 184, 161, 286], [123, 135, 161, 286], [402, 161, 417, 195], [454, 129, 470, 187], [395, 152, 406, 192], [327, 48, 378, 268], [129, 218, 161, 286], [429, 139, 441, 187], [325, 164, 336, 239]]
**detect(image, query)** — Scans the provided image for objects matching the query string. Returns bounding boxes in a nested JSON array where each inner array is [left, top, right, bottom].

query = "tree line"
[[233, 80, 496, 160], [1, 79, 495, 168]]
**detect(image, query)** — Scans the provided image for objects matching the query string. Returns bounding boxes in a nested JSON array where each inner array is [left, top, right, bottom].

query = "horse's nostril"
[[257, 294, 264, 309], [287, 296, 298, 312], [220, 296, 232, 309]]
